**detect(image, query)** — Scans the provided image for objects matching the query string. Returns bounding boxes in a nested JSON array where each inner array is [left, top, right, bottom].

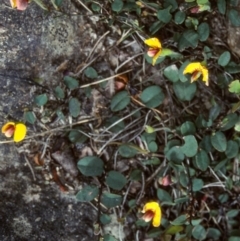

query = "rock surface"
[[0, 1, 98, 240]]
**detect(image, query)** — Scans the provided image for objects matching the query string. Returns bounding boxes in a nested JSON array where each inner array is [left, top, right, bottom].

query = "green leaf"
[[105, 116, 125, 133], [63, 76, 79, 90], [181, 121, 196, 135], [34, 94, 48, 106], [179, 60, 190, 82], [106, 171, 127, 190], [211, 132, 227, 152], [77, 156, 104, 176], [214, 159, 228, 172], [32, 0, 48, 10], [209, 102, 221, 121], [192, 178, 204, 191], [54, 86, 65, 99], [69, 98, 80, 118], [111, 0, 123, 12], [206, 228, 221, 240], [166, 146, 185, 163], [199, 135, 212, 152], [163, 64, 179, 82], [193, 150, 209, 171], [180, 135, 198, 157], [218, 51, 231, 67], [100, 214, 111, 225], [174, 11, 186, 24], [68, 129, 88, 143], [91, 2, 101, 12], [157, 7, 172, 23], [220, 113, 239, 131], [178, 30, 199, 51], [160, 48, 183, 59], [227, 209, 240, 218], [149, 21, 165, 35], [225, 62, 240, 74], [197, 22, 210, 41], [164, 0, 178, 12], [217, 0, 226, 14], [84, 67, 98, 79], [171, 215, 188, 225], [76, 185, 99, 202], [229, 80, 240, 94], [157, 188, 173, 202], [118, 144, 138, 158], [103, 234, 118, 241], [228, 9, 240, 27], [101, 192, 122, 208], [173, 81, 197, 101], [111, 91, 130, 112], [165, 225, 184, 235], [24, 111, 36, 124], [140, 85, 165, 108], [148, 141, 158, 152], [192, 225, 207, 240], [225, 140, 239, 159]]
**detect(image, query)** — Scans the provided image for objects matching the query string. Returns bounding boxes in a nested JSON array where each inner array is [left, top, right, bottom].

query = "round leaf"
[[69, 98, 80, 118], [111, 0, 123, 12], [163, 64, 179, 82], [77, 156, 104, 176], [157, 188, 173, 202], [140, 85, 165, 108], [211, 131, 227, 152], [24, 111, 36, 124], [197, 22, 210, 41], [63, 76, 79, 90], [206, 228, 221, 240], [100, 214, 111, 225], [174, 11, 186, 24], [110, 91, 130, 112], [157, 7, 172, 23], [225, 140, 239, 159], [218, 51, 231, 67], [34, 94, 48, 106], [178, 30, 199, 51], [180, 135, 198, 157], [220, 112, 238, 131], [118, 144, 138, 158], [227, 9, 240, 27], [173, 81, 197, 101], [192, 178, 204, 191], [76, 185, 99, 202], [181, 121, 196, 135], [84, 67, 98, 79], [106, 171, 127, 191], [166, 146, 184, 163], [54, 86, 65, 99], [68, 129, 88, 143], [103, 234, 118, 241], [194, 150, 209, 171], [101, 192, 122, 208], [217, 0, 226, 14], [192, 225, 207, 240]]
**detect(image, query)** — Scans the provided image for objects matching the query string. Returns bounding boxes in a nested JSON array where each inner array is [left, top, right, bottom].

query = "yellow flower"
[[2, 122, 27, 142], [141, 201, 161, 227], [183, 62, 209, 86], [10, 0, 29, 10], [144, 38, 162, 66]]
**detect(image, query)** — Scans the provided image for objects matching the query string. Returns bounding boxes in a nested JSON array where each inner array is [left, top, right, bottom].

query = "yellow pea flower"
[[183, 62, 209, 86], [144, 38, 162, 66], [10, 0, 29, 11], [141, 201, 162, 227], [2, 122, 27, 142]]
